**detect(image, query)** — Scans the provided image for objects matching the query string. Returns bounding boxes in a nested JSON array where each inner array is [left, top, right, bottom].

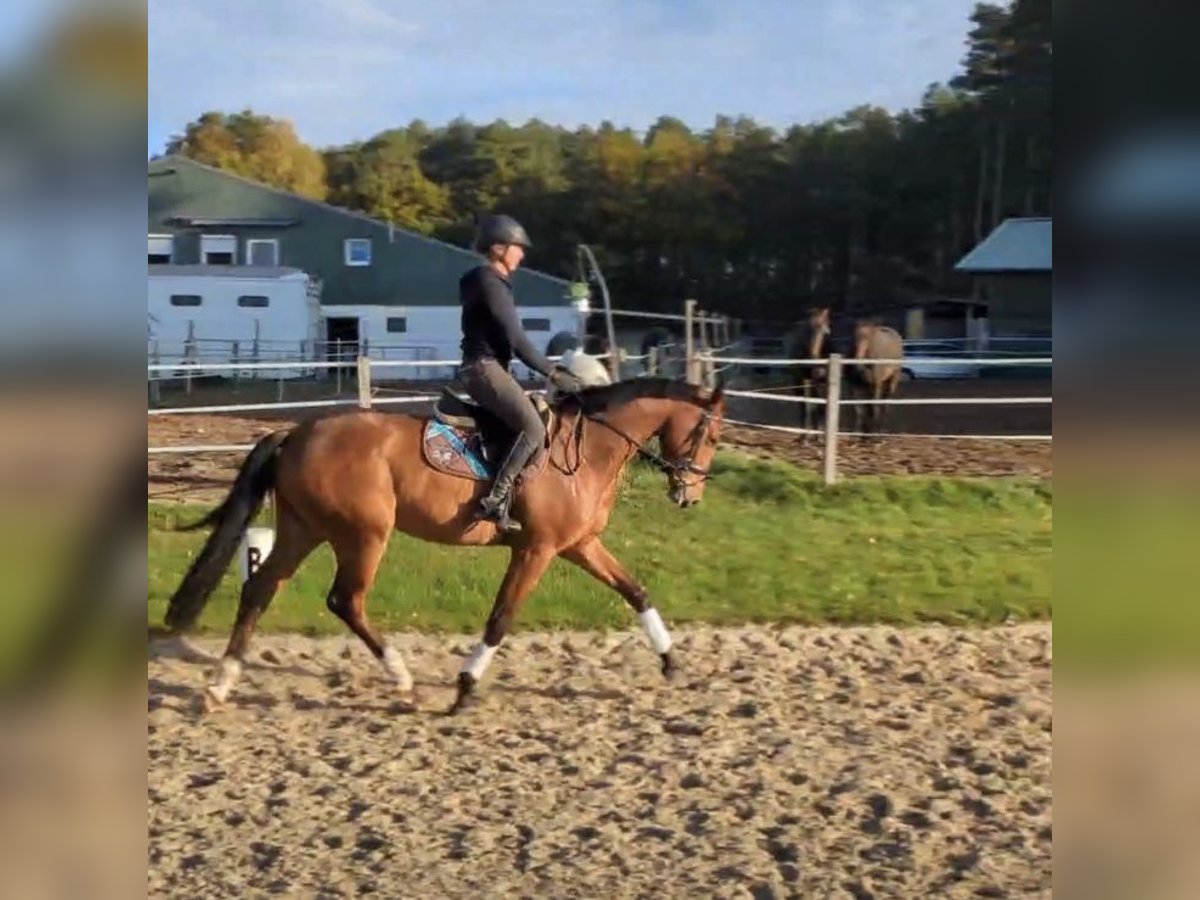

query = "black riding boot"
[[477, 432, 538, 532]]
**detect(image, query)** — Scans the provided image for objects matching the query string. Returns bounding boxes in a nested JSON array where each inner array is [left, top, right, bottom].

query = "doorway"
[[325, 317, 359, 374]]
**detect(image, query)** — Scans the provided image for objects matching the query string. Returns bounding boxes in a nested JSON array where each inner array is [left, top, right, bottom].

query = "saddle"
[[421, 388, 554, 482]]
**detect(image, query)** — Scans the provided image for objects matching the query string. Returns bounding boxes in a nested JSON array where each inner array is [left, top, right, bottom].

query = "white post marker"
[[639, 608, 673, 655], [239, 526, 275, 583], [463, 643, 499, 681]]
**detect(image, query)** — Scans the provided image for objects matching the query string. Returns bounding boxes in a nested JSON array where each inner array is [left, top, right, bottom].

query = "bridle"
[[586, 403, 717, 488]]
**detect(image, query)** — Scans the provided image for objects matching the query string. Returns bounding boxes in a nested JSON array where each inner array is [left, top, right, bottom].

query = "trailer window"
[[169, 295, 202, 307], [521, 318, 551, 332], [386, 317, 407, 333], [238, 295, 270, 308], [148, 234, 173, 264]]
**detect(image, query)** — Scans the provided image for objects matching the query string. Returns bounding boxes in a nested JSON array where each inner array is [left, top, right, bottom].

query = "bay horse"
[[793, 307, 833, 436], [161, 377, 726, 715], [848, 319, 904, 436]]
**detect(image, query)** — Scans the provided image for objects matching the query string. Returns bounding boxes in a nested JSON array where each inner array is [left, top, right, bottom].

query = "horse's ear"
[[712, 373, 727, 404]]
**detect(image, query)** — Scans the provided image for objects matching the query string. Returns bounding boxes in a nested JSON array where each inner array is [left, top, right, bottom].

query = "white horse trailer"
[[148, 265, 320, 379]]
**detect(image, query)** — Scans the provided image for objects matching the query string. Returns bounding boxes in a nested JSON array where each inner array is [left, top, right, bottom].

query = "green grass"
[[148, 453, 1052, 635]]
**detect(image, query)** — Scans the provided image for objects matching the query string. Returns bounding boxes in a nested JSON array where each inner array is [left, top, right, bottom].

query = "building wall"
[[148, 157, 571, 309], [319, 303, 580, 380], [984, 273, 1052, 336]]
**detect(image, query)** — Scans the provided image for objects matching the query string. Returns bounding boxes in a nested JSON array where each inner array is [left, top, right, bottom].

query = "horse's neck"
[[583, 398, 672, 477], [811, 331, 828, 359]]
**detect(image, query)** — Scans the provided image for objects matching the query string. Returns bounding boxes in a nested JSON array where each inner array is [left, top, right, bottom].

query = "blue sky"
[[148, 0, 978, 155]]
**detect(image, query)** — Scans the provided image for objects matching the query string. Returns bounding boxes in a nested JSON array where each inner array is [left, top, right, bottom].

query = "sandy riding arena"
[[149, 623, 1052, 898]]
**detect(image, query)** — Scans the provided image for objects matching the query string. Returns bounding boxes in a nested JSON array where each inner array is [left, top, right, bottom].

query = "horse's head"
[[853, 318, 880, 360], [808, 307, 832, 357], [658, 380, 726, 508]]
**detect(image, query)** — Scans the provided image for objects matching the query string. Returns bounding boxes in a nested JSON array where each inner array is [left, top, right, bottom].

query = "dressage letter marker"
[[239, 526, 275, 583]]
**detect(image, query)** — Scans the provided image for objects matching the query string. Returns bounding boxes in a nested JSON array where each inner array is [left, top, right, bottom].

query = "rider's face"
[[503, 244, 525, 271]]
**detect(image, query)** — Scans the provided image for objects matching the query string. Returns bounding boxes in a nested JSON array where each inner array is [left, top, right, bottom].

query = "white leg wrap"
[[208, 657, 242, 703], [640, 608, 673, 655], [381, 645, 413, 692], [463, 643, 499, 681]]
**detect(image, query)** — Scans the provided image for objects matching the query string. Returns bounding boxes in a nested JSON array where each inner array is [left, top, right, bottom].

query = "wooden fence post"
[[823, 354, 843, 486], [357, 356, 372, 409], [648, 345, 658, 376]]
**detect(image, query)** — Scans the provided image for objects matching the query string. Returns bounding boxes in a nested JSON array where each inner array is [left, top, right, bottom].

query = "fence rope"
[[722, 418, 1052, 442], [702, 355, 1052, 367]]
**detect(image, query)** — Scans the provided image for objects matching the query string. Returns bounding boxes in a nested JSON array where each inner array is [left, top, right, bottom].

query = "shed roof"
[[955, 218, 1052, 273]]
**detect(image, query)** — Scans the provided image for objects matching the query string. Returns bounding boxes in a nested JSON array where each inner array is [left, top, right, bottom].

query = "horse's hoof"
[[446, 673, 477, 715], [445, 694, 478, 716], [389, 689, 420, 712], [201, 686, 226, 712], [660, 652, 678, 682]]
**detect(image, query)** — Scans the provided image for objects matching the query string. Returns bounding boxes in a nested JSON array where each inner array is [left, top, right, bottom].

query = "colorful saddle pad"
[[422, 420, 494, 481]]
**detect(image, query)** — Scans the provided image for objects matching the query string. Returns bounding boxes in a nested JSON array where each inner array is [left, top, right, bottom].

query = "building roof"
[[149, 264, 308, 279], [147, 155, 569, 286], [168, 216, 302, 228], [955, 218, 1052, 273]]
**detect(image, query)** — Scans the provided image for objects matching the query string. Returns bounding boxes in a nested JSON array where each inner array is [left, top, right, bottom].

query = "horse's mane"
[[556, 377, 713, 415]]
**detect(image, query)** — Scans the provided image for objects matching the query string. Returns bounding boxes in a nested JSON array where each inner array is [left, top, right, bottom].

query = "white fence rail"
[[147, 308, 1050, 484]]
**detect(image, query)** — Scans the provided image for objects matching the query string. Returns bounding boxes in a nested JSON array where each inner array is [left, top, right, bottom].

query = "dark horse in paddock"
[[791, 307, 833, 437], [160, 378, 726, 714]]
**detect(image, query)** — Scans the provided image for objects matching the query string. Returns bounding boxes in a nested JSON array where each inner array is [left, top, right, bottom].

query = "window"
[[245, 239, 279, 267], [386, 317, 407, 334], [201, 234, 237, 265], [238, 295, 270, 308], [521, 318, 551, 332], [344, 238, 372, 267], [169, 294, 202, 307], [148, 234, 173, 265]]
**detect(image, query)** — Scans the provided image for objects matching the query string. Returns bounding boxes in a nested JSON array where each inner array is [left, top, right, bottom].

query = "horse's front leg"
[[448, 544, 555, 715], [561, 538, 677, 680]]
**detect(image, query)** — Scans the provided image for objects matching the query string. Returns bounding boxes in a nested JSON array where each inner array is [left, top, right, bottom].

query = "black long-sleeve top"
[[459, 265, 554, 376]]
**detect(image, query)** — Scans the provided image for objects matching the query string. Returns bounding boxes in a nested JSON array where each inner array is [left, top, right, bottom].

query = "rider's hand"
[[549, 367, 584, 394]]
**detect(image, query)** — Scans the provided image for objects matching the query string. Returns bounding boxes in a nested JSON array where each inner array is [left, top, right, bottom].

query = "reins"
[[550, 393, 716, 484]]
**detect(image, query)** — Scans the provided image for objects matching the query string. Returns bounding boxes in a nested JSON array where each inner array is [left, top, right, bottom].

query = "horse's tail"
[[164, 430, 289, 634]]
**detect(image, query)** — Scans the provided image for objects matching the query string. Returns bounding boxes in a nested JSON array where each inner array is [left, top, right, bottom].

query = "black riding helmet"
[[473, 214, 533, 253]]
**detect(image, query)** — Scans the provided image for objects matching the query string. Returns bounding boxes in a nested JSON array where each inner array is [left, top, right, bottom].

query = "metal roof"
[[955, 218, 1052, 273], [169, 216, 301, 228], [149, 264, 308, 279], [148, 155, 570, 286]]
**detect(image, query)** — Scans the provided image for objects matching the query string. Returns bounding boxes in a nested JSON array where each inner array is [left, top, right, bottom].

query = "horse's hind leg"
[[208, 504, 317, 704], [561, 538, 677, 679], [326, 532, 414, 695]]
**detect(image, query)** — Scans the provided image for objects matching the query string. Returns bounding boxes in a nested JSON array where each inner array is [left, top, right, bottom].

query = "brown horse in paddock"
[[161, 377, 726, 714], [789, 307, 833, 437], [848, 320, 904, 437]]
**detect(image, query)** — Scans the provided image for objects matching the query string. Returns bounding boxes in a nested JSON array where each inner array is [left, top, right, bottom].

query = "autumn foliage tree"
[[160, 1, 1049, 324], [166, 111, 328, 200]]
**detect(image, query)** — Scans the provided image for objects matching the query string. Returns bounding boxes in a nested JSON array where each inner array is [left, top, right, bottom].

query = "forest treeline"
[[158, 0, 1049, 323]]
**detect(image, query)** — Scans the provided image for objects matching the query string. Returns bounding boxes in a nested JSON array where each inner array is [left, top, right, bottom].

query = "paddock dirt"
[[149, 623, 1052, 898]]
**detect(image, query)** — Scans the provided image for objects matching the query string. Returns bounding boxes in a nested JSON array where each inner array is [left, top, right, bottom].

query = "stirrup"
[[477, 494, 522, 533]]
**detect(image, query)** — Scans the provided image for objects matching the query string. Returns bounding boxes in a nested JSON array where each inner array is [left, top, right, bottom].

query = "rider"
[[459, 213, 583, 532]]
